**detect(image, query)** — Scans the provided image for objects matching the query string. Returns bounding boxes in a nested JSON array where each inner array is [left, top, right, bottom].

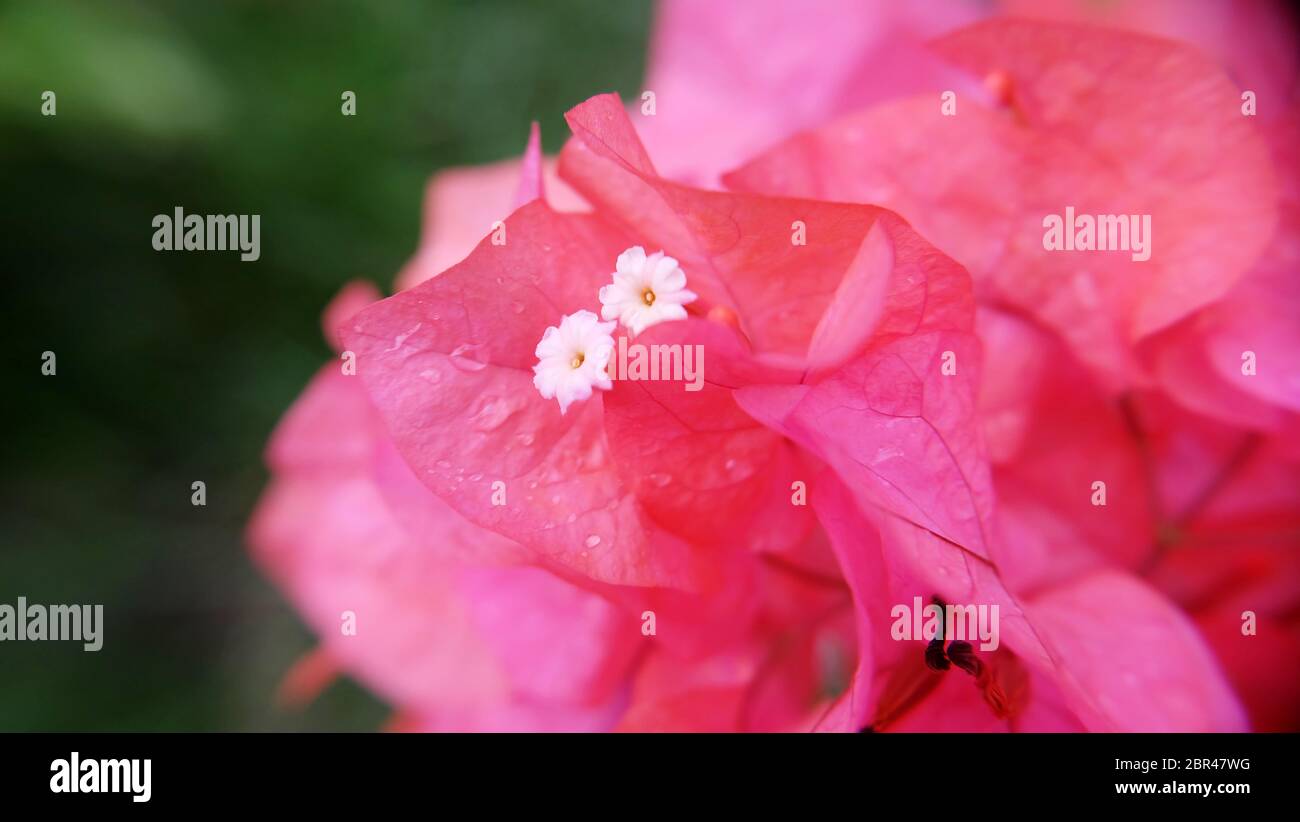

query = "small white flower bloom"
[[599, 246, 697, 337], [532, 310, 616, 414]]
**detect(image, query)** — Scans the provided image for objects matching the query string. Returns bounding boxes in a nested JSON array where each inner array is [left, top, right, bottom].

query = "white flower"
[[599, 246, 697, 337], [532, 310, 616, 414]]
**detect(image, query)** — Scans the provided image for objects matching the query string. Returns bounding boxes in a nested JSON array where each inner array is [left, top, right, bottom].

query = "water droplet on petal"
[[584, 534, 601, 548], [723, 458, 755, 480], [449, 342, 488, 372], [471, 395, 521, 432]]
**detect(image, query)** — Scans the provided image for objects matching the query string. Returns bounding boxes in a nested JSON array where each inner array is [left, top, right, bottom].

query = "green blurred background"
[[1, 0, 650, 730]]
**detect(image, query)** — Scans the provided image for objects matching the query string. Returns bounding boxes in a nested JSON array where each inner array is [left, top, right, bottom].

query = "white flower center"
[[599, 246, 697, 337], [533, 309, 615, 414]]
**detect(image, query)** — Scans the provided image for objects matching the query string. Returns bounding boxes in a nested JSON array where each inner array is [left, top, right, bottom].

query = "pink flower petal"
[[728, 19, 1279, 388], [250, 361, 638, 723], [602, 318, 814, 553], [638, 0, 985, 185], [395, 130, 588, 291], [342, 200, 715, 588], [1026, 570, 1248, 731], [564, 93, 905, 358]]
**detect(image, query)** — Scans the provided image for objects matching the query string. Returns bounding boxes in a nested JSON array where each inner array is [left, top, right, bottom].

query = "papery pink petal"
[[1139, 408, 1300, 729], [803, 222, 895, 375], [514, 121, 545, 207], [884, 667, 1012, 733], [733, 213, 991, 559], [979, 308, 1155, 590], [637, 0, 986, 186], [815, 464, 1248, 731], [1011, 670, 1088, 732], [1026, 570, 1248, 731], [741, 609, 857, 732], [808, 471, 1055, 729], [1131, 393, 1299, 526], [930, 20, 1278, 344], [343, 200, 716, 589], [456, 565, 639, 704], [727, 20, 1279, 389], [1143, 112, 1300, 421], [250, 364, 638, 722], [602, 318, 814, 552], [252, 464, 512, 714], [802, 475, 887, 731], [564, 93, 904, 358], [396, 694, 630, 733], [1193, 607, 1300, 732], [395, 130, 588, 291], [726, 97, 1024, 287], [998, 0, 1300, 115], [617, 691, 745, 732]]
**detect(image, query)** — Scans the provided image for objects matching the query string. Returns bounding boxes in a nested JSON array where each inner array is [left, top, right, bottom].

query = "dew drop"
[[724, 458, 753, 479], [471, 395, 521, 431], [449, 342, 488, 372], [584, 534, 601, 548]]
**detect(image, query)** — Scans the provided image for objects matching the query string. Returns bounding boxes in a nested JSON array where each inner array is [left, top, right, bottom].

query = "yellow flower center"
[[570, 352, 585, 369], [642, 288, 657, 306]]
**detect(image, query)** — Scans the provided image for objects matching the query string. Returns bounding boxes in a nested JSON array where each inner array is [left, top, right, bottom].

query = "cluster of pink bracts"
[[249, 1, 1300, 731]]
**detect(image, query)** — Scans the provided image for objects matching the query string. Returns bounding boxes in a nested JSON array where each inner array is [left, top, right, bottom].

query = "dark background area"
[[1, 0, 650, 730]]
